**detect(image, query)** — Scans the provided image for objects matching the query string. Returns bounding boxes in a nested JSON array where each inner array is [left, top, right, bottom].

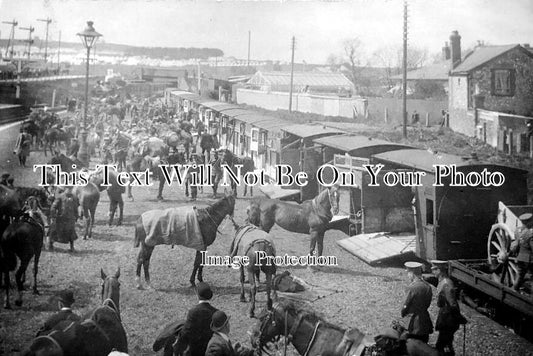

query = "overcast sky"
[[1, 0, 532, 64]]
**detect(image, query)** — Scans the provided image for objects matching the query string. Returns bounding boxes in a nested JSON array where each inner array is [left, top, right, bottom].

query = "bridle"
[[258, 303, 321, 356], [101, 277, 121, 321]]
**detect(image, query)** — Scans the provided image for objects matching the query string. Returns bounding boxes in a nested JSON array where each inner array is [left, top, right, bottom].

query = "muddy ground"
[[0, 125, 532, 356]]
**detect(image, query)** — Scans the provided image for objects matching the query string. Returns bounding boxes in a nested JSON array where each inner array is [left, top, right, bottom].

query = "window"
[[491, 69, 515, 96], [426, 198, 434, 225]]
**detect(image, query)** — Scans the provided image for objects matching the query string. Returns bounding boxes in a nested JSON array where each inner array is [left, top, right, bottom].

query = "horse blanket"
[[229, 225, 275, 257], [142, 206, 204, 249]]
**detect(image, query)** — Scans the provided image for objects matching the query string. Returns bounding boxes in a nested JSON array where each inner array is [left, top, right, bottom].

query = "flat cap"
[[519, 213, 533, 222], [1, 173, 10, 179], [430, 260, 449, 270], [58, 289, 75, 305], [404, 261, 423, 272]]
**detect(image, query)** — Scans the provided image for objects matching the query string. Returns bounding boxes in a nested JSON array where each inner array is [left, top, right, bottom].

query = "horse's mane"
[[205, 194, 235, 215], [15, 186, 48, 202], [276, 299, 345, 332]]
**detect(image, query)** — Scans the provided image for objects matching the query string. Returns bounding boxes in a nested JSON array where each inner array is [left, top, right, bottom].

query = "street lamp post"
[[77, 21, 101, 168]]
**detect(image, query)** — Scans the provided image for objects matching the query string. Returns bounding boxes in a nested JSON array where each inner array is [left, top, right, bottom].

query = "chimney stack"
[[442, 41, 451, 60], [523, 43, 530, 48], [450, 30, 462, 69]]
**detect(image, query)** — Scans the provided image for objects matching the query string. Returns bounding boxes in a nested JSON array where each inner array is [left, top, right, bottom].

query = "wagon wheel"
[[487, 223, 519, 288]]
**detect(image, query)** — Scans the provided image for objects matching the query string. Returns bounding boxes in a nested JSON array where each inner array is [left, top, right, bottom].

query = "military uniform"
[[512, 223, 533, 292], [402, 262, 433, 343], [435, 276, 466, 355], [210, 152, 222, 197], [49, 191, 79, 250]]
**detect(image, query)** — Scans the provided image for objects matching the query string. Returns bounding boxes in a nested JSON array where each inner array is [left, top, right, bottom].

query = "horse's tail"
[[246, 199, 261, 227], [134, 217, 142, 248]]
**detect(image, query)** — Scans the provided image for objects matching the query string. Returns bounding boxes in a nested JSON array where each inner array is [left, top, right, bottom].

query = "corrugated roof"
[[219, 108, 254, 117], [392, 61, 450, 81], [248, 71, 354, 88], [313, 134, 412, 153], [373, 149, 528, 173], [170, 90, 200, 100], [451, 45, 520, 74], [200, 102, 240, 111], [282, 124, 346, 139]]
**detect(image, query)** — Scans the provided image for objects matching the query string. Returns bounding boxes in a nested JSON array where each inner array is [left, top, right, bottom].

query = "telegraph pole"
[[20, 25, 35, 59], [402, 0, 408, 139], [289, 36, 296, 112], [37, 17, 52, 61], [57, 30, 61, 72], [247, 30, 251, 67], [2, 19, 18, 59]]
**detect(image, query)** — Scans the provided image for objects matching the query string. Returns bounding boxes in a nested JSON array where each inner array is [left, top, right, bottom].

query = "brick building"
[[447, 31, 533, 154]]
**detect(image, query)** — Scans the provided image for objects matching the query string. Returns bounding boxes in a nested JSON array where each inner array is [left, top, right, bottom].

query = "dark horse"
[[220, 149, 255, 197], [229, 219, 276, 318], [43, 128, 73, 157], [251, 300, 373, 356], [81, 268, 128, 353], [22, 268, 126, 356], [1, 203, 45, 308], [134, 193, 235, 288], [247, 185, 340, 258]]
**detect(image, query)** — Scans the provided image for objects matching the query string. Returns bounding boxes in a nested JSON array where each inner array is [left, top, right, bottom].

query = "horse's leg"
[[185, 180, 189, 197], [142, 243, 155, 289], [243, 184, 247, 197], [248, 269, 256, 318], [127, 184, 134, 201], [240, 266, 246, 302], [32, 248, 41, 295], [3, 272, 11, 309], [265, 267, 275, 305], [190, 250, 202, 286], [157, 172, 164, 200], [83, 207, 90, 240], [117, 198, 124, 226], [15, 257, 31, 306], [108, 199, 117, 226]]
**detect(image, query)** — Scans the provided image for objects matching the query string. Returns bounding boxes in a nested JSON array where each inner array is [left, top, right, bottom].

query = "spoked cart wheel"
[[487, 223, 519, 288]]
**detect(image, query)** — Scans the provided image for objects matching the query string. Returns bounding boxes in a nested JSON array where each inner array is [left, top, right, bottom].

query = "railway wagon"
[[370, 148, 533, 338]]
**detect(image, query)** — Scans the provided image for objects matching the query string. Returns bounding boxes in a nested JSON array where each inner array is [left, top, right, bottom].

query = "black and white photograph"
[[0, 0, 532, 355]]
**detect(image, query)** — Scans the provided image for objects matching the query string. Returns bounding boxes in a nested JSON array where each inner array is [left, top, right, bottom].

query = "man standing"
[[13, 127, 32, 167], [49, 188, 79, 252], [36, 289, 80, 336], [431, 260, 467, 356], [205, 310, 254, 356], [186, 154, 200, 201], [176, 282, 218, 356], [210, 150, 222, 198], [401, 261, 433, 343], [511, 213, 533, 292]]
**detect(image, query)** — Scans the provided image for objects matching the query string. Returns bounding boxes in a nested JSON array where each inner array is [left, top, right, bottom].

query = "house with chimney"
[[447, 31, 533, 155]]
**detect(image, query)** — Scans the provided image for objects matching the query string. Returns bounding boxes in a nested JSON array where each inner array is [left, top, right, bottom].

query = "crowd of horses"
[[1, 93, 420, 356]]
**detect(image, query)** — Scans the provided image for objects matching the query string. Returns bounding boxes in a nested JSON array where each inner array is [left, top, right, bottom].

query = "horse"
[[247, 185, 340, 258], [200, 133, 218, 162], [48, 153, 85, 172], [251, 300, 373, 356], [81, 268, 128, 353], [90, 168, 125, 226], [43, 128, 73, 157], [22, 120, 43, 147], [1, 202, 45, 308], [229, 218, 277, 318], [73, 181, 100, 239], [164, 130, 193, 160], [15, 187, 53, 215], [220, 149, 255, 197], [144, 152, 186, 201], [134, 193, 235, 289]]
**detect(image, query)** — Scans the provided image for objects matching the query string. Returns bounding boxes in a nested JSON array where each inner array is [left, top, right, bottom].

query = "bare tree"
[[326, 54, 342, 71], [372, 45, 401, 88], [404, 45, 429, 70], [342, 38, 364, 85]]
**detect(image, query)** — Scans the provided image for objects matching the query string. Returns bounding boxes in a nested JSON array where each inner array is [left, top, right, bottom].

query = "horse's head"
[[219, 149, 232, 165], [327, 184, 340, 216], [100, 268, 121, 313], [251, 300, 285, 351]]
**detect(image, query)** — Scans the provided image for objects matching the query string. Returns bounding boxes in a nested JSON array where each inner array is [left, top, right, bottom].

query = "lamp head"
[[77, 21, 102, 49]]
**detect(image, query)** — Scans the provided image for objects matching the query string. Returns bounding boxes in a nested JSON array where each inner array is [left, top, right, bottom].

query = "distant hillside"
[[0, 39, 223, 60]]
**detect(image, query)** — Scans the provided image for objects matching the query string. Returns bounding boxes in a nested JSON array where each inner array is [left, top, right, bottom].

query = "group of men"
[[401, 260, 467, 356]]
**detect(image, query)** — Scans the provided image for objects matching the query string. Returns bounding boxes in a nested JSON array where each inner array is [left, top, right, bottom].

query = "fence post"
[[508, 129, 513, 155], [530, 135, 533, 158], [425, 113, 430, 127], [384, 108, 388, 123]]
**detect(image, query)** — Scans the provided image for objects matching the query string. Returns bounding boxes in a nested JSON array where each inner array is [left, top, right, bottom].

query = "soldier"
[[401, 261, 433, 343], [67, 137, 80, 159], [511, 213, 533, 292], [36, 289, 80, 336], [210, 150, 222, 198], [186, 154, 200, 201], [431, 260, 467, 356], [49, 188, 79, 252], [14, 127, 32, 167], [175, 282, 218, 356]]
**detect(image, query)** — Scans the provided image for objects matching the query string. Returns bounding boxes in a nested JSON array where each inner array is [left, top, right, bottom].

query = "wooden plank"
[[337, 233, 416, 265]]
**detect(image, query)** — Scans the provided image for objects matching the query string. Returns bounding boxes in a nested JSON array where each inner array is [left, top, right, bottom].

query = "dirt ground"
[[1, 129, 533, 356]]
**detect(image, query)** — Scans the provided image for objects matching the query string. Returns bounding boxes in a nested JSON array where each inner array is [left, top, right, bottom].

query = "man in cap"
[[205, 310, 254, 356], [36, 289, 80, 336], [431, 260, 467, 356], [401, 261, 433, 343], [511, 213, 533, 292], [186, 154, 200, 201], [209, 150, 222, 198], [176, 282, 218, 356]]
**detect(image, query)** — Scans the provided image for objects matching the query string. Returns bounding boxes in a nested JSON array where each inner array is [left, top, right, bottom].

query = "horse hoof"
[[240, 296, 247, 302], [15, 300, 22, 307], [136, 284, 143, 290], [116, 221, 122, 226], [248, 312, 255, 318], [33, 289, 40, 295], [4, 304, 11, 310]]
